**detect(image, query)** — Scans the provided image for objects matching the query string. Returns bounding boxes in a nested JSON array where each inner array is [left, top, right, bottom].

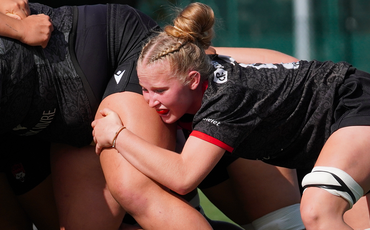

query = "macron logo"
[[114, 70, 126, 84]]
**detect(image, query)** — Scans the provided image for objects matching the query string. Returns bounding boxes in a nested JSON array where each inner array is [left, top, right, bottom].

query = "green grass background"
[[198, 189, 238, 224]]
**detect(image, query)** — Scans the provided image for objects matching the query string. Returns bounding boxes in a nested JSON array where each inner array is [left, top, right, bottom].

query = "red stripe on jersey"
[[190, 130, 234, 153]]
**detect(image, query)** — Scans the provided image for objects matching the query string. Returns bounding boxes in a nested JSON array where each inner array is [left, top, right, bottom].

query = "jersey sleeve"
[[103, 4, 160, 98], [103, 58, 141, 97], [191, 56, 262, 152], [191, 80, 260, 152]]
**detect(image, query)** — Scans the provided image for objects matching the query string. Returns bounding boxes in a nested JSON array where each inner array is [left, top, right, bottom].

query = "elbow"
[[174, 187, 196, 196], [171, 180, 198, 195]]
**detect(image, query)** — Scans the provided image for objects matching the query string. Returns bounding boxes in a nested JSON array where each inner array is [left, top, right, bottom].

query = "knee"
[[252, 203, 305, 230], [105, 169, 159, 214], [300, 201, 321, 229], [300, 166, 365, 229], [300, 192, 346, 230], [107, 177, 147, 209]]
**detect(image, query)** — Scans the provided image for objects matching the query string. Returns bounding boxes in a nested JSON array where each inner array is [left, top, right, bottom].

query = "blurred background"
[[32, 0, 370, 72], [141, 0, 370, 72]]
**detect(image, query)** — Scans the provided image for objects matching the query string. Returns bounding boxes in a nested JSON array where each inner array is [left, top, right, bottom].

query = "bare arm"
[[213, 47, 299, 63], [92, 108, 225, 195], [0, 0, 53, 48]]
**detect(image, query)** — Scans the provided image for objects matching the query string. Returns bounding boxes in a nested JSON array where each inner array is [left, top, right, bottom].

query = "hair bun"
[[164, 2, 215, 49]]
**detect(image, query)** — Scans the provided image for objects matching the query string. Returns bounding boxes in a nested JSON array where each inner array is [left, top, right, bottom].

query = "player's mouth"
[[156, 109, 169, 115]]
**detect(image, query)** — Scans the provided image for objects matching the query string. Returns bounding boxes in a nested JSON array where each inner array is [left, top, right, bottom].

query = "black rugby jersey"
[[191, 55, 351, 168], [0, 3, 159, 147], [0, 4, 88, 145], [103, 4, 160, 98]]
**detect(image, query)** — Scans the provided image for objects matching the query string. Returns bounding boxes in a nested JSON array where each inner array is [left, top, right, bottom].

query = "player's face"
[[139, 61, 196, 124]]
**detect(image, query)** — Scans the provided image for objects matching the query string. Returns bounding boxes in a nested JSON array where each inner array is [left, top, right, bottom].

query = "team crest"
[[12, 163, 26, 182], [213, 68, 228, 84]]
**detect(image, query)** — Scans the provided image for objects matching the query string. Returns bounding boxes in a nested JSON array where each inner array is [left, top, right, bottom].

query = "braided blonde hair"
[[138, 2, 215, 84]]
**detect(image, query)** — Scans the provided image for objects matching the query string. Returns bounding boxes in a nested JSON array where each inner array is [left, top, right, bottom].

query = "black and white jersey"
[[0, 3, 159, 147], [0, 4, 89, 145], [191, 55, 351, 168]]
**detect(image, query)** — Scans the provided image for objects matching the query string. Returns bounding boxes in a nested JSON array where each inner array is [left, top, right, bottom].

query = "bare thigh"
[[101, 150, 212, 230], [0, 173, 59, 230], [201, 179, 247, 224], [202, 158, 301, 224], [344, 193, 370, 229], [0, 173, 33, 230], [314, 126, 370, 192], [17, 175, 59, 230], [301, 126, 370, 229], [51, 144, 124, 230]]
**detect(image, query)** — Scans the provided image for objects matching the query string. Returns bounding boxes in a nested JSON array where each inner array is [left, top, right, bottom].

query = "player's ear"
[[188, 71, 201, 90]]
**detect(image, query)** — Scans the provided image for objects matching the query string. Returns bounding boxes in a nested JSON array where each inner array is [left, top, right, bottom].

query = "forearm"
[[214, 47, 299, 64], [113, 128, 200, 194], [0, 13, 23, 40]]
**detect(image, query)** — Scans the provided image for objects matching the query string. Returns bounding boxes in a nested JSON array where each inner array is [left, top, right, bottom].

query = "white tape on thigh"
[[252, 203, 304, 230], [301, 166, 363, 208]]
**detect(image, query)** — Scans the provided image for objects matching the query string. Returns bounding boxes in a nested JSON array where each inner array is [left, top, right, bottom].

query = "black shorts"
[[331, 67, 370, 132], [73, 4, 158, 110], [72, 4, 110, 113], [0, 134, 51, 195]]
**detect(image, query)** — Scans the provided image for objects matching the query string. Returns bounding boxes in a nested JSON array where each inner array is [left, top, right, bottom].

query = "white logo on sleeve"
[[203, 118, 221, 126], [114, 70, 126, 84], [213, 68, 228, 84], [240, 61, 300, 70]]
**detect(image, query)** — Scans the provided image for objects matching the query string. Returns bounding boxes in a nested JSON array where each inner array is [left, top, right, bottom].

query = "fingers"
[[91, 132, 102, 155], [16, 0, 30, 18], [99, 108, 113, 117], [91, 116, 103, 128], [95, 145, 102, 155], [22, 0, 30, 16], [16, 5, 30, 19], [5, 12, 21, 20], [4, 0, 30, 19], [40, 16, 53, 48], [91, 120, 105, 155], [91, 108, 124, 155], [17, 14, 53, 47], [205, 46, 216, 55]]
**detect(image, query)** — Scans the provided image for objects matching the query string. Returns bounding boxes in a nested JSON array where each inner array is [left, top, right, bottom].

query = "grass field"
[[198, 189, 239, 225]]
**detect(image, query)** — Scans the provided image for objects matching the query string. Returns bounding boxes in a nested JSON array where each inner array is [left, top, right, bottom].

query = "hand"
[[18, 14, 53, 48], [91, 108, 124, 155], [0, 0, 30, 19], [205, 46, 216, 55]]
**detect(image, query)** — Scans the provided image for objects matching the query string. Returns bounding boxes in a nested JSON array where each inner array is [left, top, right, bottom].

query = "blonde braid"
[[150, 40, 187, 63]]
